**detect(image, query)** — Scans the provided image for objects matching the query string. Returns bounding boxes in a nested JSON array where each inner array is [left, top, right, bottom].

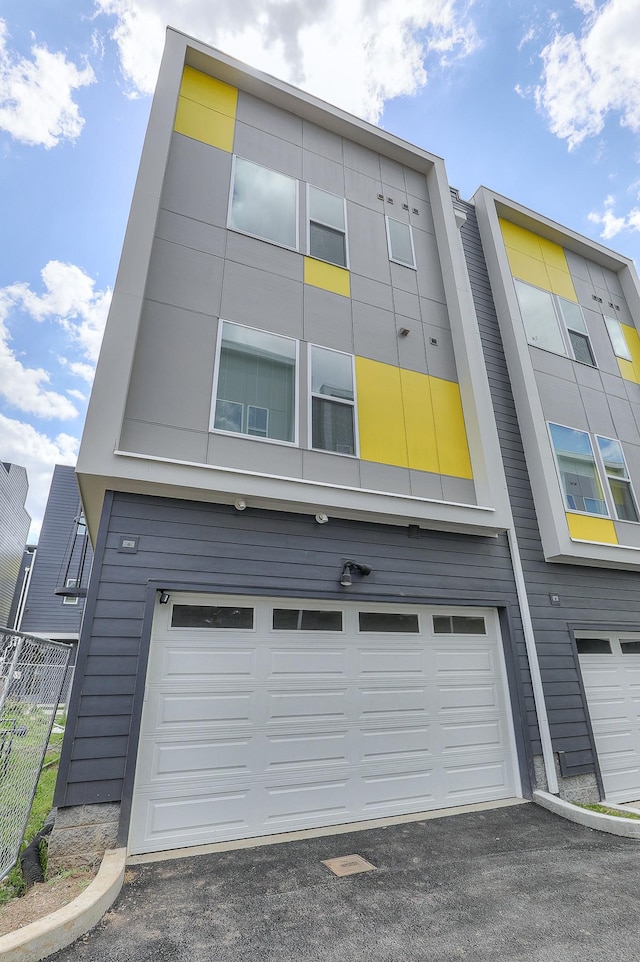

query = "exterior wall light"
[[159, 591, 170, 605], [340, 561, 372, 587]]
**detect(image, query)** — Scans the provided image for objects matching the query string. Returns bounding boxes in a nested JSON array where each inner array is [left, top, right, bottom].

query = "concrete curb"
[[0, 847, 126, 962], [533, 791, 640, 838]]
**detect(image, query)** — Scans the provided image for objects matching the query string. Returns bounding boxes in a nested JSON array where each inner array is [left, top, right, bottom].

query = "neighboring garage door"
[[128, 594, 519, 855], [577, 633, 640, 803]]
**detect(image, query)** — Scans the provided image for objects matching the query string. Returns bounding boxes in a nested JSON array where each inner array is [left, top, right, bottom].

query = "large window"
[[604, 315, 632, 361], [229, 157, 298, 249], [596, 436, 639, 522], [308, 186, 347, 267], [386, 217, 416, 268], [515, 280, 596, 366], [310, 345, 356, 455], [212, 322, 297, 443], [548, 423, 608, 515]]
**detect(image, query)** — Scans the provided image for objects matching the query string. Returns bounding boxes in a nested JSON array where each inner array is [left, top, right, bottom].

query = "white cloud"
[[0, 19, 95, 148], [94, 0, 478, 122], [0, 414, 79, 540], [589, 194, 640, 239], [534, 0, 640, 150], [67, 388, 87, 401], [0, 261, 111, 418]]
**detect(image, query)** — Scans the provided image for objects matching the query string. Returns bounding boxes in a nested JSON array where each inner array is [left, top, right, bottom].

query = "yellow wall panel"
[[621, 324, 640, 383], [504, 248, 550, 289], [430, 377, 473, 480], [355, 358, 408, 467], [538, 236, 570, 271], [546, 265, 577, 301], [400, 369, 439, 474], [304, 257, 351, 297], [566, 513, 618, 544], [174, 97, 235, 152], [179, 66, 238, 118], [499, 219, 542, 259], [617, 357, 638, 382]]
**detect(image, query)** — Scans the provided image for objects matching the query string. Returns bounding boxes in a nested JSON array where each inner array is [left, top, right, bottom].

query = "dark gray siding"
[[458, 194, 640, 775], [55, 491, 534, 809], [20, 465, 93, 637], [0, 462, 30, 628]]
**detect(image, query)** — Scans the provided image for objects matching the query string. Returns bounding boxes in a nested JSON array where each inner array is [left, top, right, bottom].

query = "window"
[[308, 186, 347, 267], [604, 315, 632, 361], [171, 605, 254, 629], [272, 609, 343, 631], [596, 436, 639, 522], [576, 638, 611, 654], [358, 612, 420, 633], [62, 578, 78, 606], [433, 615, 486, 634], [549, 423, 608, 515], [229, 157, 298, 249], [386, 217, 415, 268], [310, 346, 356, 455], [212, 322, 297, 443], [515, 280, 596, 365]]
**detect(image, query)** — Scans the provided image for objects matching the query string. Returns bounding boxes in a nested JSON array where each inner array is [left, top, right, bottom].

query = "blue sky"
[[1, 0, 639, 538]]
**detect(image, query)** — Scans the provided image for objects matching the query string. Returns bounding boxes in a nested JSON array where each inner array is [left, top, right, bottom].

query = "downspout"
[[507, 525, 559, 795]]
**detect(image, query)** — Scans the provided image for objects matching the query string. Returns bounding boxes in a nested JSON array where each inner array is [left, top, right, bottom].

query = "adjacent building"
[[0, 462, 30, 629], [50, 28, 640, 865]]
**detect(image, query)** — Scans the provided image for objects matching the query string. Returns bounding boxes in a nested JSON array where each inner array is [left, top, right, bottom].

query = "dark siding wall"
[[20, 465, 93, 636], [0, 462, 30, 628], [458, 195, 640, 773], [56, 491, 533, 808]]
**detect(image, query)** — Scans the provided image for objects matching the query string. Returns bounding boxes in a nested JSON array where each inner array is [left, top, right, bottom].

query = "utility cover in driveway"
[[321, 854, 376, 876], [128, 594, 518, 855]]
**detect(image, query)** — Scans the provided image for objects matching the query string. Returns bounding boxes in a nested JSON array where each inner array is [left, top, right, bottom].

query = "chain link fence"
[[0, 630, 71, 882]]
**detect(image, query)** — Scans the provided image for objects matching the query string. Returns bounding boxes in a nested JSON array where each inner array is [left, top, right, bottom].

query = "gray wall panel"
[[236, 92, 302, 145], [119, 419, 209, 463], [233, 121, 302, 178], [161, 135, 232, 226], [145, 238, 224, 317], [302, 121, 343, 163], [220, 259, 304, 337]]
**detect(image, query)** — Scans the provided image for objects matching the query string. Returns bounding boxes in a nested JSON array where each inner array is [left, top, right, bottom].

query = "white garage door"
[[129, 594, 519, 855], [578, 633, 640, 802]]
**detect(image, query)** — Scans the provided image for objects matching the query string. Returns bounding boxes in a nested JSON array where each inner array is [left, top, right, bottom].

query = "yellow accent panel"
[[430, 377, 473, 480], [538, 236, 569, 271], [400, 369, 438, 473], [504, 248, 550, 289], [355, 358, 408, 466], [499, 219, 543, 259], [174, 97, 235, 152], [304, 258, 351, 297], [566, 513, 618, 544], [546, 265, 577, 300], [618, 323, 640, 383], [179, 66, 238, 118]]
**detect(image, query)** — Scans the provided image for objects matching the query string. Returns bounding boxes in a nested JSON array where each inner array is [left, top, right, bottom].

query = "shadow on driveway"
[[49, 802, 640, 962]]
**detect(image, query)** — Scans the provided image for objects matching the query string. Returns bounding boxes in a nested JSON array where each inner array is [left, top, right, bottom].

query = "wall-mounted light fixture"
[[340, 561, 372, 587], [159, 591, 170, 605], [315, 513, 329, 524], [234, 499, 247, 511]]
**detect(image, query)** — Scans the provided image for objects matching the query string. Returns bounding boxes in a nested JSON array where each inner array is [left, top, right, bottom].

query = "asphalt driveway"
[[50, 802, 640, 962]]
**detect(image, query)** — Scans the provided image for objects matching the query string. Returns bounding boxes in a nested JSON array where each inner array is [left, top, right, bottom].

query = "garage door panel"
[[129, 598, 518, 854]]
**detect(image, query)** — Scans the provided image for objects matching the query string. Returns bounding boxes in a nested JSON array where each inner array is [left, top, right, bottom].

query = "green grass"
[[0, 724, 63, 905], [576, 802, 640, 820]]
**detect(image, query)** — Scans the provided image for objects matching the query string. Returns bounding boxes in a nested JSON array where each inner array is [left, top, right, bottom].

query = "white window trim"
[[306, 184, 349, 270], [594, 433, 640, 524], [62, 578, 79, 605], [210, 319, 299, 447], [547, 421, 610, 519], [385, 215, 416, 269], [227, 154, 300, 253], [515, 280, 597, 367], [307, 344, 359, 458]]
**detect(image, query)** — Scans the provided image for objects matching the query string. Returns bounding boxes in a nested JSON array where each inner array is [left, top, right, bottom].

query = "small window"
[[62, 578, 78, 606], [386, 217, 416, 268], [310, 346, 356, 455], [515, 281, 566, 355], [549, 423, 608, 516], [308, 186, 347, 268], [212, 322, 297, 443], [171, 605, 254, 629], [596, 436, 639, 522], [229, 157, 298, 249], [621, 640, 640, 654], [576, 638, 611, 654], [358, 612, 419, 633], [272, 609, 343, 631], [558, 299, 596, 366], [604, 315, 632, 361], [433, 615, 486, 634]]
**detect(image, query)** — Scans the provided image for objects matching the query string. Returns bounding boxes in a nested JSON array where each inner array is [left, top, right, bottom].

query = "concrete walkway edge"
[[534, 790, 640, 838], [0, 847, 126, 962]]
